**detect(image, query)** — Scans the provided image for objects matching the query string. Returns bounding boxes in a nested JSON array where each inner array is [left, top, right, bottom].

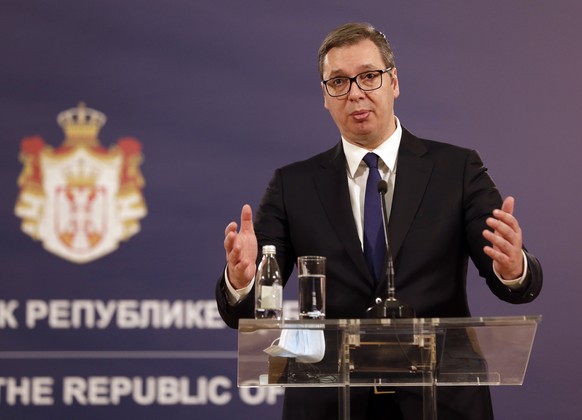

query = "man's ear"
[[391, 67, 400, 99], [322, 83, 330, 110]]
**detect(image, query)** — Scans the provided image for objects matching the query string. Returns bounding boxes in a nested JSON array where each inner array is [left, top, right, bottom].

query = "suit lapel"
[[389, 129, 433, 260], [314, 143, 375, 287], [312, 131, 433, 289]]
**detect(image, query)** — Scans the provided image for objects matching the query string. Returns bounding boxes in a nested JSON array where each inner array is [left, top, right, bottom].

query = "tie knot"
[[363, 153, 379, 169]]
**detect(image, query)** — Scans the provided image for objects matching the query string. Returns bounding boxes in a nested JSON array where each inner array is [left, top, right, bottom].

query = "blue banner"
[[1, 1, 581, 419]]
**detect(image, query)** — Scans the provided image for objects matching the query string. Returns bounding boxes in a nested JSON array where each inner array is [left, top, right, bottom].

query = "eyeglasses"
[[322, 68, 393, 97]]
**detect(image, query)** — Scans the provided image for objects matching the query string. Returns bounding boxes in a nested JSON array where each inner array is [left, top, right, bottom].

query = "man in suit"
[[216, 22, 542, 419]]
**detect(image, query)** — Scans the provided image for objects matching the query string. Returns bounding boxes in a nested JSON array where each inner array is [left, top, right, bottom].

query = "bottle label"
[[260, 285, 282, 309]]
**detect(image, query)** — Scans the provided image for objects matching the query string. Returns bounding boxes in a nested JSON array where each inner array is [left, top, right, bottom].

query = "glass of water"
[[297, 256, 326, 319]]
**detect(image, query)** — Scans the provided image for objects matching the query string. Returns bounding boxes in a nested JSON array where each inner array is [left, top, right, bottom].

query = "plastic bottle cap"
[[262, 245, 276, 254]]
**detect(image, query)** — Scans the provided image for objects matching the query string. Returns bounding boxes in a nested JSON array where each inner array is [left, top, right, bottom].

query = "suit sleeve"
[[215, 269, 255, 329], [463, 150, 543, 303], [215, 168, 295, 329]]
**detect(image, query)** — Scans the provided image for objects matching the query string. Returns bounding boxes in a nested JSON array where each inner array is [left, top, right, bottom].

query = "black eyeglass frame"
[[322, 67, 393, 97]]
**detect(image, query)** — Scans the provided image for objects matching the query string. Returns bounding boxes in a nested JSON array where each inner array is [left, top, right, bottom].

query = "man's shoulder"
[[402, 127, 475, 158], [278, 143, 342, 173]]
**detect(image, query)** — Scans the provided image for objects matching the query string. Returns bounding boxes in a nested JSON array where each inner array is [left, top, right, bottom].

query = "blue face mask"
[[263, 328, 326, 363]]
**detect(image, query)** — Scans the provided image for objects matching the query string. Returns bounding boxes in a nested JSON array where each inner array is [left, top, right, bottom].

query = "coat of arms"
[[14, 103, 147, 263]]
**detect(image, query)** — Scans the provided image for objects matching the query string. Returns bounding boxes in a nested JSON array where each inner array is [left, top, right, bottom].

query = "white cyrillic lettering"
[[184, 301, 203, 328], [48, 300, 70, 328], [117, 300, 140, 328], [94, 300, 116, 329], [26, 300, 48, 328], [141, 300, 161, 328], [71, 300, 95, 328], [161, 301, 184, 328], [22, 300, 234, 330], [0, 300, 19, 329], [204, 301, 225, 329]]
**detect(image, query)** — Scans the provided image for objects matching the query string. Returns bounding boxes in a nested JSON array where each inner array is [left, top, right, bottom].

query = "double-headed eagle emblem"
[[15, 103, 147, 263]]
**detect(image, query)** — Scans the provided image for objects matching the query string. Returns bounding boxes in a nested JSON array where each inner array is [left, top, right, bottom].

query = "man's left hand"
[[482, 196, 524, 280]]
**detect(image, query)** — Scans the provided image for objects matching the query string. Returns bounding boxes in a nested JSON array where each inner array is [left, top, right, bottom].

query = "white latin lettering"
[[239, 381, 284, 406], [32, 377, 54, 405], [6, 377, 30, 405], [0, 378, 5, 402], [208, 376, 232, 405], [180, 376, 205, 405], [109, 376, 132, 405], [239, 386, 266, 406], [59, 376, 239, 406], [265, 387, 285, 405], [63, 377, 87, 405], [87, 377, 110, 405], [133, 377, 157, 405], [157, 376, 179, 405], [0, 377, 54, 406]]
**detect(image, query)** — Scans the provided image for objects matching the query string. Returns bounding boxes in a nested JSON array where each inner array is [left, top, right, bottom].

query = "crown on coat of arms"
[[57, 102, 107, 139], [65, 162, 98, 188]]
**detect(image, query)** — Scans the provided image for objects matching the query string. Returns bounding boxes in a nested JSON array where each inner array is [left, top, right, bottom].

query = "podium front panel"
[[237, 316, 540, 388]]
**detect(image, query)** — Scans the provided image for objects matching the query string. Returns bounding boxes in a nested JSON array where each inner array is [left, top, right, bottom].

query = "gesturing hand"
[[224, 204, 258, 289], [482, 196, 524, 280]]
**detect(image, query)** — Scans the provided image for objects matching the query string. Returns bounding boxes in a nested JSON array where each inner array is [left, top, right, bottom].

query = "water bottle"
[[254, 245, 283, 319]]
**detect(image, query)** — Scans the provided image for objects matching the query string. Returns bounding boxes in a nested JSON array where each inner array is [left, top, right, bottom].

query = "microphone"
[[366, 179, 415, 318]]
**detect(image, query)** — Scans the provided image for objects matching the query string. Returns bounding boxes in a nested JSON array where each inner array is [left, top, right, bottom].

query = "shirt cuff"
[[493, 250, 528, 290], [224, 267, 254, 305]]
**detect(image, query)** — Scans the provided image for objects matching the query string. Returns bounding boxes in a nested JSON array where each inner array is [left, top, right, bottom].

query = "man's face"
[[322, 39, 399, 150]]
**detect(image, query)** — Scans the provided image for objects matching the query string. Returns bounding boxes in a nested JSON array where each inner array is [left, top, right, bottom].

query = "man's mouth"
[[351, 110, 370, 121]]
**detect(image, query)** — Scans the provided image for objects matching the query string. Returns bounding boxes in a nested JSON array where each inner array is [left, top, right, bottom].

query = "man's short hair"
[[318, 22, 395, 79]]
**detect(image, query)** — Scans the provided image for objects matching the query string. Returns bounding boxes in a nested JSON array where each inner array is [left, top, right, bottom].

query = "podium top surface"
[[239, 315, 541, 331]]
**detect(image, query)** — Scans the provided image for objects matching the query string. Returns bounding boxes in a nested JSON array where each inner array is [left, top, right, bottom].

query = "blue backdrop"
[[1, 1, 581, 419]]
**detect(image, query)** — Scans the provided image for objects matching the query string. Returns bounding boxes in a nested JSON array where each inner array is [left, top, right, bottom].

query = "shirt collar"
[[342, 116, 402, 178]]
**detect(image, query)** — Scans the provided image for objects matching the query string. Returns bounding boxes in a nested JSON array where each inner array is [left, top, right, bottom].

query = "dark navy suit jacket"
[[216, 127, 543, 419]]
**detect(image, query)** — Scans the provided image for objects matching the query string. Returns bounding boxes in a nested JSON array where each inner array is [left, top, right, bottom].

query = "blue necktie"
[[363, 153, 386, 283]]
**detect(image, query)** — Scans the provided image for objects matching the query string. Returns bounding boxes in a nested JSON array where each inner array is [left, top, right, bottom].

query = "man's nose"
[[347, 80, 365, 99]]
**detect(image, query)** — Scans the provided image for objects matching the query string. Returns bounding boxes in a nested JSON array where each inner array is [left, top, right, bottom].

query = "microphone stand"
[[366, 180, 415, 319]]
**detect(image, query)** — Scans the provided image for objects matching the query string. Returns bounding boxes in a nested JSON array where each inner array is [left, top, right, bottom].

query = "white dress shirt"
[[342, 117, 402, 248]]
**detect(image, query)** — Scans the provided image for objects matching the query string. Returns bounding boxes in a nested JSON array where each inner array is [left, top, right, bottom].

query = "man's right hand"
[[224, 204, 258, 289]]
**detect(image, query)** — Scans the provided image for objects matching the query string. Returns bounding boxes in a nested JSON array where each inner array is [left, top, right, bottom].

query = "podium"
[[238, 316, 541, 419]]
